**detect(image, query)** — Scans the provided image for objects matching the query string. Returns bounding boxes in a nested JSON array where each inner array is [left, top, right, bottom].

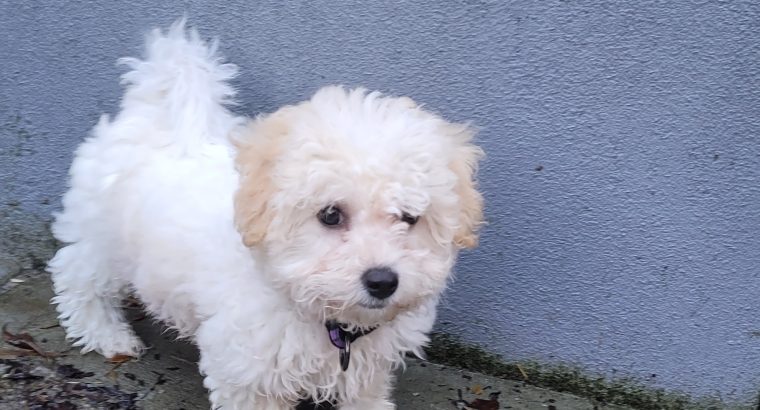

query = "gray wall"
[[2, 0, 759, 405]]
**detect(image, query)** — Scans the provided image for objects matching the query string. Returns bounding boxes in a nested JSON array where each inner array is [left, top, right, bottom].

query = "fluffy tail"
[[116, 18, 240, 151]]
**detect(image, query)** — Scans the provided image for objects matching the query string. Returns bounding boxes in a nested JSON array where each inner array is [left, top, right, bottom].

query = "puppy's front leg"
[[197, 316, 294, 410], [340, 371, 396, 410], [205, 381, 292, 410]]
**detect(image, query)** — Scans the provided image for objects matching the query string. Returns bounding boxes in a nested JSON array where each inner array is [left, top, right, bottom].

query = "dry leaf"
[[470, 384, 484, 395], [453, 391, 500, 410], [106, 367, 120, 383], [107, 354, 133, 364], [2, 324, 35, 344], [2, 324, 59, 358], [0, 348, 42, 359], [467, 398, 499, 410], [105, 353, 133, 380]]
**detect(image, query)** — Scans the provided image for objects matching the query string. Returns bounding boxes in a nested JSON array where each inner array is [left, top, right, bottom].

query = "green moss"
[[425, 333, 726, 410]]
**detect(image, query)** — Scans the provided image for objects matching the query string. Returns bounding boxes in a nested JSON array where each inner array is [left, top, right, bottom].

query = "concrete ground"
[[0, 273, 631, 410]]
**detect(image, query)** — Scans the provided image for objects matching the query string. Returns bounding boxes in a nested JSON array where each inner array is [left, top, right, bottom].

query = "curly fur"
[[48, 19, 482, 410]]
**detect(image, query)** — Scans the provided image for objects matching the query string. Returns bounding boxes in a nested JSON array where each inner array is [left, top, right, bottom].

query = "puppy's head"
[[235, 86, 483, 326]]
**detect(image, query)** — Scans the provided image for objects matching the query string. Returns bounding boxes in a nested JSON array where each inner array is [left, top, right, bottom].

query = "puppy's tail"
[[116, 18, 240, 151]]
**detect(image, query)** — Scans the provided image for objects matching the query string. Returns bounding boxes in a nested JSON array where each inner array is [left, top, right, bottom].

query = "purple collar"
[[325, 321, 377, 371]]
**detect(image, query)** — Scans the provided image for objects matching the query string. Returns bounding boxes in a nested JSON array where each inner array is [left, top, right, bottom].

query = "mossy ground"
[[425, 333, 732, 410]]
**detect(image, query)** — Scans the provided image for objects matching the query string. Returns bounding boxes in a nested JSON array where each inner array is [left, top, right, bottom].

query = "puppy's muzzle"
[[361, 267, 398, 300]]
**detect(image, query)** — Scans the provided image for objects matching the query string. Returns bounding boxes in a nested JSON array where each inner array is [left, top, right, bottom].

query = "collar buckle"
[[325, 321, 377, 371]]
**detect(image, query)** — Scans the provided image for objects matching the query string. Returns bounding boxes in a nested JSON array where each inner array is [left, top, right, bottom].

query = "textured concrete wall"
[[2, 0, 759, 404]]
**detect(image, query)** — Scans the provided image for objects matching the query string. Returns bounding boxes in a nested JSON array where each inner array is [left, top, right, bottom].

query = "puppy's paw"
[[70, 327, 145, 359], [101, 333, 145, 359], [207, 382, 294, 410]]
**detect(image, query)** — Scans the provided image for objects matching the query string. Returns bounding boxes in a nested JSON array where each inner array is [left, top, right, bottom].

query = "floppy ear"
[[233, 112, 289, 247], [449, 128, 484, 249]]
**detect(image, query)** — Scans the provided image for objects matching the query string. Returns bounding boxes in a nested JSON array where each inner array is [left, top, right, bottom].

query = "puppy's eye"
[[318, 206, 344, 227], [401, 212, 419, 226]]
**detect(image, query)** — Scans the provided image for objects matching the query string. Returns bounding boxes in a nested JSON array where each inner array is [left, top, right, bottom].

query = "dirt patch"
[[0, 358, 138, 409]]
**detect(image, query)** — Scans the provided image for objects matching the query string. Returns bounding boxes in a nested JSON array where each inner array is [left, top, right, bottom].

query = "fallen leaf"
[[470, 384, 484, 395], [0, 348, 42, 359], [467, 398, 499, 410], [2, 324, 59, 358], [2, 323, 35, 344], [104, 354, 133, 382], [452, 391, 501, 410], [106, 366, 120, 383], [107, 354, 133, 364]]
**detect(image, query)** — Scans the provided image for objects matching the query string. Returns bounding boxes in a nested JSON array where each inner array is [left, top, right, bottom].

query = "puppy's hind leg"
[[49, 242, 144, 358]]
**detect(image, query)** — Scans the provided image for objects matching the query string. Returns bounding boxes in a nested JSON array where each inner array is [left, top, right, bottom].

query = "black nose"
[[362, 267, 399, 300]]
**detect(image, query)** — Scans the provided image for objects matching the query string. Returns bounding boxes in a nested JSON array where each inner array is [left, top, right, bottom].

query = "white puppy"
[[48, 20, 483, 410]]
